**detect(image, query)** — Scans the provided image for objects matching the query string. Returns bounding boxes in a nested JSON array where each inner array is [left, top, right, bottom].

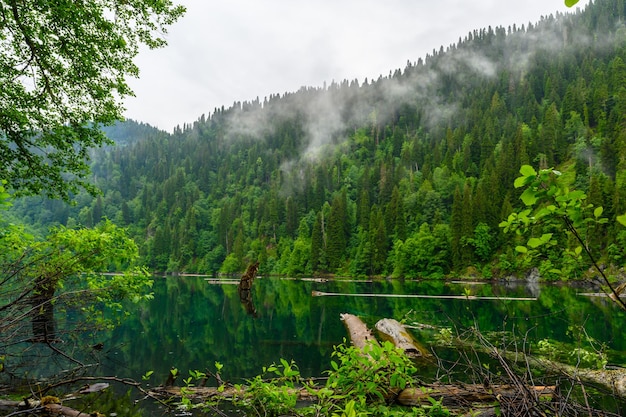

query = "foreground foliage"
[[0, 185, 152, 384], [501, 165, 626, 306], [158, 326, 622, 417], [194, 341, 443, 417]]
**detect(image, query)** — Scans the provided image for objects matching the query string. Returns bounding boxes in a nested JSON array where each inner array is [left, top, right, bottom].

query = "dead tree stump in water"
[[238, 262, 260, 317]]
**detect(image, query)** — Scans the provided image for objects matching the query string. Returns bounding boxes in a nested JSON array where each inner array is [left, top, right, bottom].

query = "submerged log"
[[397, 383, 555, 407], [340, 313, 379, 349], [535, 357, 626, 398], [451, 336, 626, 398], [375, 318, 431, 359]]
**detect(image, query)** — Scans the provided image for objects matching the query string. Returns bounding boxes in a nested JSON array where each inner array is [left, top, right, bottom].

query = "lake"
[[80, 276, 626, 415]]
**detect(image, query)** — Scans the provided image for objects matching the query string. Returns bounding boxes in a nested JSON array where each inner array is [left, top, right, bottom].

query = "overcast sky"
[[123, 0, 591, 132]]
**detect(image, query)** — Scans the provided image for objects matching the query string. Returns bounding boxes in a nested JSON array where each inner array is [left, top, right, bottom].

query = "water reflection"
[[101, 276, 626, 389]]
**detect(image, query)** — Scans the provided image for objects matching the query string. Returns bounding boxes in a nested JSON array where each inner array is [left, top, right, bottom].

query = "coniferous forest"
[[11, 0, 626, 279]]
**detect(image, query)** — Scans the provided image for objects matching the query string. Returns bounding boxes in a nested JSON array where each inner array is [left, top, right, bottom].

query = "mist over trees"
[[11, 0, 626, 279]]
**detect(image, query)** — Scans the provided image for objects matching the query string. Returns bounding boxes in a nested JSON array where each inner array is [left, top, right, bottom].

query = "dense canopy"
[[0, 0, 184, 199]]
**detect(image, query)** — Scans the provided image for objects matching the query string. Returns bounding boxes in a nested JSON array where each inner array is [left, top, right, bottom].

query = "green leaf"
[[515, 246, 528, 253], [520, 188, 538, 206], [514, 175, 529, 188], [527, 238, 544, 249], [569, 190, 586, 201], [565, 0, 579, 6], [541, 233, 553, 243], [594, 207, 603, 218], [617, 213, 626, 227], [519, 165, 537, 177]]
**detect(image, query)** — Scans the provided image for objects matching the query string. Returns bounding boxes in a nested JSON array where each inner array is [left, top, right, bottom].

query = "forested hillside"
[[13, 0, 626, 279]]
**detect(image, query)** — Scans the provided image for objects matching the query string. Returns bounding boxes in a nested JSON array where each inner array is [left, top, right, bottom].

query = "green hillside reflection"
[[101, 276, 626, 385]]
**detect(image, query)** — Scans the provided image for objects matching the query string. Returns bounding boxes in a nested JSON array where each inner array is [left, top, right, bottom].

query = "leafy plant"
[[499, 165, 626, 310], [233, 358, 302, 417], [221, 340, 447, 416], [321, 340, 419, 416]]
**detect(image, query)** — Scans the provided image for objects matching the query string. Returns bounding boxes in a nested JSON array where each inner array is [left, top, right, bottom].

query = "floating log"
[[313, 291, 537, 301], [374, 318, 431, 359], [339, 313, 379, 350]]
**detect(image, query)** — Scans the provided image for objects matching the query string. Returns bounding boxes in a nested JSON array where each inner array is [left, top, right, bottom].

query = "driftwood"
[[340, 313, 379, 349], [0, 386, 110, 417], [44, 403, 94, 417], [339, 314, 569, 414], [150, 381, 554, 408], [375, 318, 431, 359], [151, 384, 317, 403], [397, 383, 555, 407], [531, 356, 626, 398]]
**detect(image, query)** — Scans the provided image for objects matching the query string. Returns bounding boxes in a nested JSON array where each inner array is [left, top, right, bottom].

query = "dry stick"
[[40, 375, 171, 409], [563, 215, 626, 311]]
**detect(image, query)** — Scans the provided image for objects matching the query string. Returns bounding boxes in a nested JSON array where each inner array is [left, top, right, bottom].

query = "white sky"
[[123, 0, 591, 132]]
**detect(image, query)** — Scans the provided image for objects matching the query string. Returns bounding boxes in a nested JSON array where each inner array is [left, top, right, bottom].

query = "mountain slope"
[[14, 0, 626, 278]]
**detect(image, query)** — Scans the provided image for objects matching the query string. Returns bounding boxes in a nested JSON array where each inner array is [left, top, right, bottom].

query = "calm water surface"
[[100, 276, 626, 388]]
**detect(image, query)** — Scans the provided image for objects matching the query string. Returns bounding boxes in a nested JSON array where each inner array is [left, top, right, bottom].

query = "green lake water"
[[101, 276, 626, 388]]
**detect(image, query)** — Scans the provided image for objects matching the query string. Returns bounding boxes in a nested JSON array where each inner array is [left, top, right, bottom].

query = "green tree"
[[1, 0, 185, 199], [327, 192, 348, 271], [0, 216, 151, 374], [392, 223, 449, 278], [310, 211, 325, 273], [368, 205, 387, 275]]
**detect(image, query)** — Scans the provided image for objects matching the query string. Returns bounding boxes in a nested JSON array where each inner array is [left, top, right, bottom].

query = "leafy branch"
[[500, 165, 626, 311]]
